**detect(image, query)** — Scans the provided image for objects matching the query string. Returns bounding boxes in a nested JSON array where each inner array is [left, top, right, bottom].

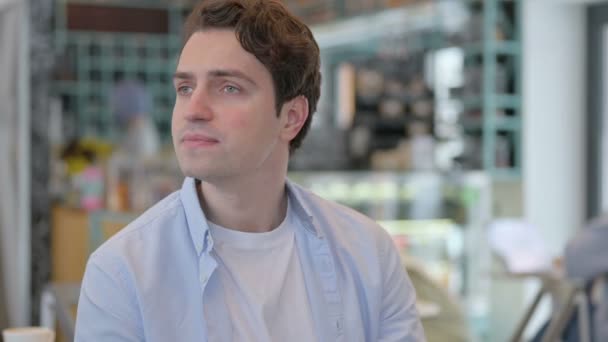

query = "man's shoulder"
[[289, 182, 392, 246], [290, 182, 398, 283]]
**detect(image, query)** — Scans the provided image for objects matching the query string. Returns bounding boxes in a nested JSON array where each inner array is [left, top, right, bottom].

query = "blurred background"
[[1, 0, 607, 341]]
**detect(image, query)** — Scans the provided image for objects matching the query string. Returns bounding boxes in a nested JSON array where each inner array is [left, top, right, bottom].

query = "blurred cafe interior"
[[1, 0, 607, 341]]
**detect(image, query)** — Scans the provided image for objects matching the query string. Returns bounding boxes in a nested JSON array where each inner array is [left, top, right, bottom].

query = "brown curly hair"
[[182, 0, 322, 153]]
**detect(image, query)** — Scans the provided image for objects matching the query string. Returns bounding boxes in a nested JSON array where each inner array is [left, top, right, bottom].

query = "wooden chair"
[[510, 272, 591, 342]]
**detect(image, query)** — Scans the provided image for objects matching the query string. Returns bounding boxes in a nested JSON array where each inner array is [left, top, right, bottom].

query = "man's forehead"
[[177, 32, 271, 84]]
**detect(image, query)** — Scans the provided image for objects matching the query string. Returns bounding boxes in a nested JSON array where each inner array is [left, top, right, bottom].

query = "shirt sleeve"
[[377, 231, 426, 342], [75, 256, 144, 342]]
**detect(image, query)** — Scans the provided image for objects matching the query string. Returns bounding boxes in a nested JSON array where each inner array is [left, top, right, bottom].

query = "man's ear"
[[280, 96, 309, 143]]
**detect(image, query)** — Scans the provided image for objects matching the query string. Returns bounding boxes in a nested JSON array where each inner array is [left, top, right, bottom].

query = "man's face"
[[172, 30, 287, 182]]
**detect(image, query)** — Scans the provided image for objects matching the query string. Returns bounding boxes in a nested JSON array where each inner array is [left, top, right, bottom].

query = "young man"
[[75, 0, 425, 341]]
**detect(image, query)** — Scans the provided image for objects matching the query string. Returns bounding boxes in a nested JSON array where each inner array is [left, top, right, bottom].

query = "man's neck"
[[197, 171, 288, 234]]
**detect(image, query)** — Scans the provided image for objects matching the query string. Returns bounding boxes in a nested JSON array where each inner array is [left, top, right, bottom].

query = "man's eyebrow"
[[207, 69, 258, 86], [173, 71, 195, 81]]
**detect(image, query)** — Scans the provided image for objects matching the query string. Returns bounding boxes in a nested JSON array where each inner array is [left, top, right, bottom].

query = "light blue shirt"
[[75, 177, 425, 341]]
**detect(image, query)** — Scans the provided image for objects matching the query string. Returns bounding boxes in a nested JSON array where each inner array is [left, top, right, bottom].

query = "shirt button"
[[200, 274, 208, 284]]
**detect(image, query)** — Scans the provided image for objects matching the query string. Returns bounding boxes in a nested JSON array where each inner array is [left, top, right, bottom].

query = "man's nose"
[[184, 89, 214, 121]]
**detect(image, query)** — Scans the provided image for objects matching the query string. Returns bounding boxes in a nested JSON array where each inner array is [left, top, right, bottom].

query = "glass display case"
[[289, 170, 492, 339]]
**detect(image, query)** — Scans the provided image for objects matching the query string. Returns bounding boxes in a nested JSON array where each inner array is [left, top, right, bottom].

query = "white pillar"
[[523, 0, 586, 257]]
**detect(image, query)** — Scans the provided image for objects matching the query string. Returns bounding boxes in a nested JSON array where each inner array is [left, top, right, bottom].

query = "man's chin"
[[180, 166, 227, 182]]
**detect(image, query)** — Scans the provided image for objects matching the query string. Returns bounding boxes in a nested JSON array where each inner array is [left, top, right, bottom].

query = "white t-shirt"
[[207, 201, 317, 342]]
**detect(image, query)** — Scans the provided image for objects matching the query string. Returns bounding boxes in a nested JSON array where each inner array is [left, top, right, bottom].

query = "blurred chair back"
[[512, 214, 608, 342], [564, 213, 608, 342]]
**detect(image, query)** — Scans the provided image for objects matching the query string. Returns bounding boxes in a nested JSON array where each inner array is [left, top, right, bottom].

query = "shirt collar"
[[180, 177, 210, 256], [180, 176, 323, 255], [285, 179, 323, 238]]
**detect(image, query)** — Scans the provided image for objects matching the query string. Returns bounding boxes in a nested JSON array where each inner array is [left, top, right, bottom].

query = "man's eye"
[[223, 85, 240, 94], [177, 86, 193, 96]]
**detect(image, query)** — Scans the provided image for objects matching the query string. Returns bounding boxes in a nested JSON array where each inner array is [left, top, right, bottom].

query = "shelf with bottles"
[[448, 0, 522, 178], [328, 36, 441, 170], [455, 129, 521, 178]]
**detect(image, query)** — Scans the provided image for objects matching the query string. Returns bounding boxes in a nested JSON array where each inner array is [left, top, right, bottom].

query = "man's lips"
[[181, 133, 219, 147]]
